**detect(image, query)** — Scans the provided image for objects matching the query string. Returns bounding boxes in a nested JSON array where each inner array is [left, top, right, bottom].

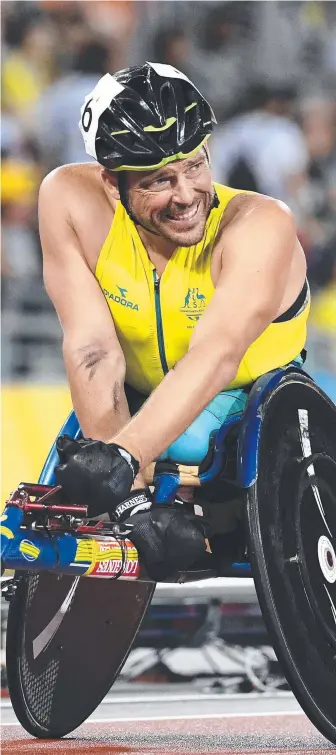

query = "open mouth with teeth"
[[164, 202, 200, 223]]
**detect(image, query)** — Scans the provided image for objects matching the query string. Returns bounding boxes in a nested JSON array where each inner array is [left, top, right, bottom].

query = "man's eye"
[[189, 162, 203, 173], [152, 177, 170, 188]]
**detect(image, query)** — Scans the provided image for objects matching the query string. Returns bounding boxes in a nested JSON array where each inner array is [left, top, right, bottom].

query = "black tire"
[[246, 372, 336, 744], [6, 571, 154, 738]]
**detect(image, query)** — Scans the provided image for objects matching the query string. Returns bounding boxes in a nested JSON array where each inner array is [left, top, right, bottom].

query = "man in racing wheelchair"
[[39, 62, 310, 583]]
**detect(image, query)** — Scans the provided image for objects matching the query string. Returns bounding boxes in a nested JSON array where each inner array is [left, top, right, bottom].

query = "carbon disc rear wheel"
[[247, 373, 336, 744]]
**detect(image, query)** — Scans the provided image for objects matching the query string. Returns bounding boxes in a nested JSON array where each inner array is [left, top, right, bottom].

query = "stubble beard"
[[153, 194, 213, 247], [156, 218, 207, 247]]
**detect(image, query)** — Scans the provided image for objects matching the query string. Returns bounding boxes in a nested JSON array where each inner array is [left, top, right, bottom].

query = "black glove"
[[114, 488, 152, 520], [120, 503, 208, 582], [55, 435, 139, 517]]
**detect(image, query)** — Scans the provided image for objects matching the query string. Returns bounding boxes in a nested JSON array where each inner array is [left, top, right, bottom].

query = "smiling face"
[[125, 149, 214, 246]]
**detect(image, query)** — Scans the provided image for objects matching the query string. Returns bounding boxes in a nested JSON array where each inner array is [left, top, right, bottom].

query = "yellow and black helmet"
[[79, 62, 216, 172]]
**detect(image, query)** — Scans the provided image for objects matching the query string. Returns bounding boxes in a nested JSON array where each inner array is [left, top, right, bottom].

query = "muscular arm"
[[112, 196, 298, 468], [39, 169, 130, 442]]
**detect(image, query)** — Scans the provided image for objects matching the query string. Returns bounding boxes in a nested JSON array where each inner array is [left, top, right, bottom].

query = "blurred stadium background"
[[1, 0, 335, 689]]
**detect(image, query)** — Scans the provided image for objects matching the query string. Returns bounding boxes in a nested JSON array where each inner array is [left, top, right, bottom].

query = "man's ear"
[[101, 169, 120, 200]]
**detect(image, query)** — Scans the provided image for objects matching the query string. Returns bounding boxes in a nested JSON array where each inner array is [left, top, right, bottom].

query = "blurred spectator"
[[194, 2, 252, 120], [151, 27, 209, 96], [2, 12, 57, 125], [1, 146, 41, 280], [298, 1, 336, 94], [2, 95, 42, 282], [40, 3, 90, 73], [80, 0, 135, 38], [34, 40, 111, 168], [295, 97, 336, 284], [298, 95, 336, 381], [79, 1, 137, 70], [300, 98, 336, 234], [210, 83, 309, 213]]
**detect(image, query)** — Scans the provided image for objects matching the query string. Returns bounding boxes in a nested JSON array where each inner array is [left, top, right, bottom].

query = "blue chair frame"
[[39, 366, 301, 491]]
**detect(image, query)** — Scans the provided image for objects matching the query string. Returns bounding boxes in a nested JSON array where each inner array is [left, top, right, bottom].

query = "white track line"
[[0, 691, 293, 709], [2, 710, 305, 727]]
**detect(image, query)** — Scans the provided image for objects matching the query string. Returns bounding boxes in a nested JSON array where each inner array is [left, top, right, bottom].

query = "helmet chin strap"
[[117, 172, 148, 229], [212, 187, 220, 209], [117, 172, 219, 233]]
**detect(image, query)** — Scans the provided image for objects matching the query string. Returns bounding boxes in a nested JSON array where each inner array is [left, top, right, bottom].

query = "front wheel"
[[6, 572, 154, 738]]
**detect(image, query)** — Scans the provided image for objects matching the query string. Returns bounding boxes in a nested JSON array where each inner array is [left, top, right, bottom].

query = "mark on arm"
[[111, 381, 123, 412], [76, 345, 109, 381]]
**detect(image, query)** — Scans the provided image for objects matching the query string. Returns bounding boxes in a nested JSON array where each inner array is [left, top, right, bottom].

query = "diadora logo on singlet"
[[180, 288, 206, 321], [103, 285, 139, 311]]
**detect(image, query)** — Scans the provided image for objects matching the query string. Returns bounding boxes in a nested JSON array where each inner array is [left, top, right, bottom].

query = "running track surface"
[[2, 709, 335, 754]]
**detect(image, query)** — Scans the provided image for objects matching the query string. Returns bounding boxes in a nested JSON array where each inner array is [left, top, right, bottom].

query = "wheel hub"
[[318, 535, 336, 584]]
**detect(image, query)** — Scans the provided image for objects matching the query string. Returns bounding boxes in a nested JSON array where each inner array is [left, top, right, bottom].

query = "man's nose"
[[171, 176, 194, 205]]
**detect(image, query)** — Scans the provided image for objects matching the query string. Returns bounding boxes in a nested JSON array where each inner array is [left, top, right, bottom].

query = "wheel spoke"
[[298, 408, 333, 538], [324, 585, 336, 625]]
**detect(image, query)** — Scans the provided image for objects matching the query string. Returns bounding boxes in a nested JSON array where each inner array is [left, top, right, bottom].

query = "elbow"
[[189, 337, 240, 392], [205, 351, 240, 398], [208, 334, 245, 389], [213, 353, 240, 390]]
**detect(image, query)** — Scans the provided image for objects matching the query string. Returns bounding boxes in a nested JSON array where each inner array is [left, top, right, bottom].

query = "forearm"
[[64, 345, 130, 441], [64, 343, 148, 489], [112, 339, 237, 469]]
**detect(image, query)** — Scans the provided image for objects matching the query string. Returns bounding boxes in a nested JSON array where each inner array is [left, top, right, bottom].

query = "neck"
[[137, 225, 177, 262]]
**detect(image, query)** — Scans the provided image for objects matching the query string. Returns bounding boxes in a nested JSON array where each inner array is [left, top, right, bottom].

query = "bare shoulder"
[[39, 163, 115, 271], [40, 161, 102, 185], [211, 191, 295, 283], [39, 162, 106, 214], [218, 191, 294, 235]]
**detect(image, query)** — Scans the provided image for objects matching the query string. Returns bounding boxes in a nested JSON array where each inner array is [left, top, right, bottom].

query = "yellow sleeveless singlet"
[[96, 183, 310, 395]]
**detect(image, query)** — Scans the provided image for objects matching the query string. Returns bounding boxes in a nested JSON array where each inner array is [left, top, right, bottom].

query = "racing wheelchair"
[[1, 367, 336, 744]]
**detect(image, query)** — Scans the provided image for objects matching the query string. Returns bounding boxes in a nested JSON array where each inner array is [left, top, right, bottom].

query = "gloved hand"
[[120, 503, 208, 582], [55, 435, 139, 517], [114, 488, 152, 520]]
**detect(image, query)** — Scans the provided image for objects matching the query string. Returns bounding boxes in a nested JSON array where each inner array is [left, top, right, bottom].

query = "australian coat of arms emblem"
[[180, 287, 206, 321]]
